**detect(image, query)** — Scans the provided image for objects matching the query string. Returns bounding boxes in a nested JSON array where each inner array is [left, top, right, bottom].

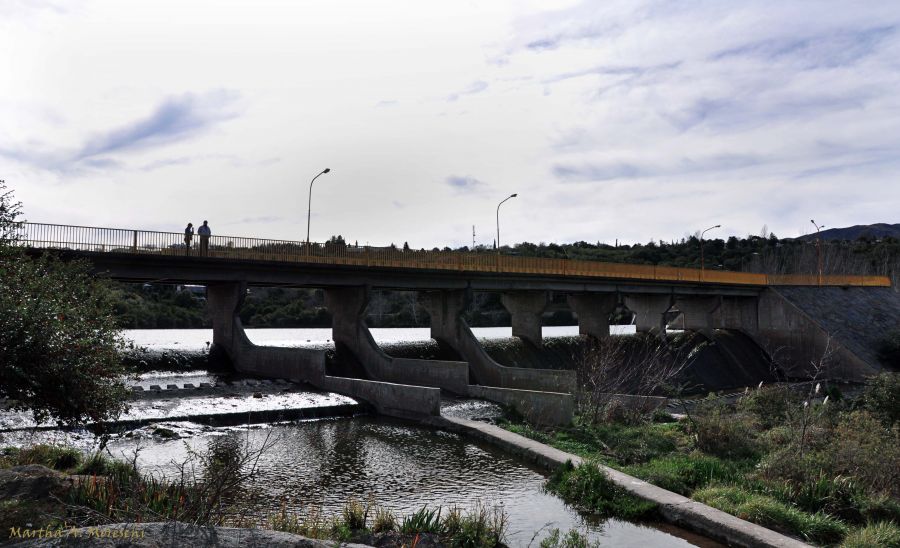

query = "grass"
[[693, 485, 849, 545], [546, 460, 658, 521], [840, 521, 900, 548], [623, 453, 750, 496]]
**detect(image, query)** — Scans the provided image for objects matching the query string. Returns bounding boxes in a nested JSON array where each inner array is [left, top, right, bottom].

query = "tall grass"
[[546, 461, 657, 520]]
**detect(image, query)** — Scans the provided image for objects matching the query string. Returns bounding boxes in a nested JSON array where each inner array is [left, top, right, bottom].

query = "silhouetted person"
[[198, 220, 211, 257], [184, 223, 194, 256]]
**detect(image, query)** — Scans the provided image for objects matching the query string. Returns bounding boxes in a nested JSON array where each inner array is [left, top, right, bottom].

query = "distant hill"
[[797, 223, 900, 241]]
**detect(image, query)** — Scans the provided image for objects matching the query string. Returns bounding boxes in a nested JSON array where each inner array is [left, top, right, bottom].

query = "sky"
[[2, 0, 899, 248]]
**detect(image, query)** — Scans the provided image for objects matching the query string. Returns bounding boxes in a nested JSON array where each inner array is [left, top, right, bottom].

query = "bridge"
[[16, 222, 896, 425]]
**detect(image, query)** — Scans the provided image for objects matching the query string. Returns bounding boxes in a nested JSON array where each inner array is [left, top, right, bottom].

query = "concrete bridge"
[[17, 222, 895, 425]]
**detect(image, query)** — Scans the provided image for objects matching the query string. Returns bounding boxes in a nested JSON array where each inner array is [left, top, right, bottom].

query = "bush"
[[372, 507, 396, 533], [546, 461, 657, 520], [861, 373, 900, 427], [830, 410, 900, 498], [5, 445, 81, 471], [689, 399, 759, 459], [841, 521, 900, 548], [443, 502, 507, 548], [1, 183, 129, 434], [739, 385, 801, 430]]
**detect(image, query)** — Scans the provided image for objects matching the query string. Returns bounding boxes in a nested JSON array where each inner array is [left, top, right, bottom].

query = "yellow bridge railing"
[[12, 222, 892, 288]]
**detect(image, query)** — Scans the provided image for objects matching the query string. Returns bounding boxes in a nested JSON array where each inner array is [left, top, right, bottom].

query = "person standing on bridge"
[[198, 220, 211, 257], [184, 222, 194, 256]]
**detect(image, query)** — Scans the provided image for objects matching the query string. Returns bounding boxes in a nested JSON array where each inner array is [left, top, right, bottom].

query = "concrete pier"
[[624, 294, 673, 338], [501, 291, 548, 346], [567, 293, 618, 338]]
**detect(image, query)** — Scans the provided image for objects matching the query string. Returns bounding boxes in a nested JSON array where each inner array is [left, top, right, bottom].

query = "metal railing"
[[11, 222, 892, 288]]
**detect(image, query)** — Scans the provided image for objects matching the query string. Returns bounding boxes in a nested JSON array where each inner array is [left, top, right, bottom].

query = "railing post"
[[132, 230, 138, 252]]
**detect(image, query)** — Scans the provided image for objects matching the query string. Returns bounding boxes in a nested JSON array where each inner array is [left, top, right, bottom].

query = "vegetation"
[[501, 372, 900, 546], [546, 460, 657, 520], [0, 441, 510, 547], [0, 181, 129, 435]]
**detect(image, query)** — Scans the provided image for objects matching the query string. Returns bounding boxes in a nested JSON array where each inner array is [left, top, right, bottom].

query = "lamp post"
[[811, 219, 825, 286], [306, 168, 331, 254], [496, 193, 517, 255], [699, 224, 721, 280]]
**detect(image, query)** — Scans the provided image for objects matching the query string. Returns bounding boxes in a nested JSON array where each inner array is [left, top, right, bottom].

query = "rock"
[[252, 392, 263, 399], [6, 522, 374, 547], [0, 465, 71, 500]]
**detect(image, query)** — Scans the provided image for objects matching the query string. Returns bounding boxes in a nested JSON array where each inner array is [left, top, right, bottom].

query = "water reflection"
[[108, 417, 715, 547]]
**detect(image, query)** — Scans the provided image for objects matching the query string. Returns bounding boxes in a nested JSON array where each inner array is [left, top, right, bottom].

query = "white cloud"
[[1, 0, 898, 246]]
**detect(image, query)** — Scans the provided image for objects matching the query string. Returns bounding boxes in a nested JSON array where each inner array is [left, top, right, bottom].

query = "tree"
[[0, 181, 129, 435]]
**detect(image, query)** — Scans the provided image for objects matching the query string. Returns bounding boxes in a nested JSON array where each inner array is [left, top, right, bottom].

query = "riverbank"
[[485, 373, 900, 547]]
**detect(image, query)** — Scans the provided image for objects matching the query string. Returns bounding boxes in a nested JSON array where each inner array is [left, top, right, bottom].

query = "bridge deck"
[[14, 222, 891, 288]]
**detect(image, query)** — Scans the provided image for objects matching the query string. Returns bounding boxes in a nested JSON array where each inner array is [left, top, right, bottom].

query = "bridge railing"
[[11, 222, 892, 288]]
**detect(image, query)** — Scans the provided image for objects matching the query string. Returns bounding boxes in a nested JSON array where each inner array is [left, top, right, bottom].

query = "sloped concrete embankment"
[[756, 286, 900, 379]]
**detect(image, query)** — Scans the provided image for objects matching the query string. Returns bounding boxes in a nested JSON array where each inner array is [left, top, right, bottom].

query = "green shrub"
[[739, 385, 801, 430], [830, 411, 900, 498], [400, 506, 442, 534], [858, 496, 900, 524], [341, 498, 368, 531], [690, 400, 759, 459], [8, 444, 81, 471], [372, 507, 396, 533], [547, 461, 657, 520], [443, 502, 507, 547], [693, 485, 848, 544], [624, 453, 748, 496], [841, 521, 900, 548], [861, 373, 900, 427]]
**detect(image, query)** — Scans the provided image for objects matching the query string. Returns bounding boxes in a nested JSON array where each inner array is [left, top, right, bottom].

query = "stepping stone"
[[167, 384, 178, 390], [199, 382, 213, 388], [131, 386, 144, 392], [245, 380, 259, 387], [183, 383, 196, 389], [149, 385, 162, 391]]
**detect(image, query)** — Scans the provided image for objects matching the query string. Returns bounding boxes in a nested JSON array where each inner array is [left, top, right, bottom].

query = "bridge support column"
[[674, 296, 722, 339], [421, 290, 575, 393], [624, 294, 673, 338], [324, 286, 469, 394], [207, 282, 247, 362], [501, 291, 549, 346], [567, 293, 617, 338]]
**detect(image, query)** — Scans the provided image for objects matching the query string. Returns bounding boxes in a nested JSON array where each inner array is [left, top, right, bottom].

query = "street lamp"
[[496, 193, 517, 254], [811, 219, 825, 286], [306, 168, 331, 253], [700, 224, 721, 279]]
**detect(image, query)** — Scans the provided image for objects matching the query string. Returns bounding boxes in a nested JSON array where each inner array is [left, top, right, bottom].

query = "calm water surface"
[[109, 325, 715, 547], [108, 417, 715, 548]]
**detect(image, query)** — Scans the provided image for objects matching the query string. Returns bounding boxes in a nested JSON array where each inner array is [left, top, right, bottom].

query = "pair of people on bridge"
[[184, 221, 212, 256]]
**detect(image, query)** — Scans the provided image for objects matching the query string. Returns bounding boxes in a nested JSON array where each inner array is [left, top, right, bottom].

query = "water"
[[76, 325, 716, 546], [105, 417, 717, 547], [122, 325, 636, 351]]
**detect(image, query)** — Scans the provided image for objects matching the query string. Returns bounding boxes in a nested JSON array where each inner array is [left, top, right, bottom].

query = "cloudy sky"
[[2, 0, 899, 248]]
